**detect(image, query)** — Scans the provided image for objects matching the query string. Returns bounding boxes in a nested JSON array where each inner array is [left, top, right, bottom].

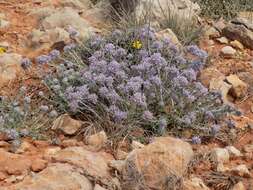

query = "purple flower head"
[[36, 55, 51, 65], [131, 92, 147, 107], [90, 35, 103, 48], [87, 94, 98, 104], [186, 45, 208, 60], [104, 43, 115, 54], [109, 105, 127, 123], [20, 58, 32, 70], [112, 29, 122, 39], [64, 43, 76, 52], [192, 136, 201, 144], [175, 56, 187, 65], [150, 53, 166, 66], [183, 68, 197, 82], [151, 41, 163, 49], [195, 82, 208, 96], [227, 119, 236, 128], [211, 124, 221, 135], [67, 26, 80, 38], [49, 49, 60, 60], [174, 76, 189, 87], [6, 129, 19, 140], [115, 48, 127, 58], [140, 26, 155, 40], [142, 110, 154, 120], [24, 96, 31, 104], [205, 111, 215, 121]]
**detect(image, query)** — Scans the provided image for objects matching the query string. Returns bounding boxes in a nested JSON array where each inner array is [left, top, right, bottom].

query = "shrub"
[[44, 26, 236, 140], [195, 0, 253, 20], [0, 86, 57, 140]]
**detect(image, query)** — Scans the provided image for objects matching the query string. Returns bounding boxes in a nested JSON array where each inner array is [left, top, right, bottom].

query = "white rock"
[[131, 140, 145, 149], [156, 28, 181, 46], [232, 182, 246, 190], [243, 144, 253, 153], [183, 177, 210, 190], [0, 19, 9, 28], [217, 37, 229, 44], [231, 164, 251, 177], [226, 74, 248, 99], [210, 148, 230, 164], [94, 184, 108, 190], [225, 146, 242, 157], [221, 46, 236, 57], [86, 131, 107, 150]]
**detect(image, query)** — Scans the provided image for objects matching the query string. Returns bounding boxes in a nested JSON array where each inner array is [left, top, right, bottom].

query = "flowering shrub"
[[0, 87, 58, 141], [44, 26, 235, 140]]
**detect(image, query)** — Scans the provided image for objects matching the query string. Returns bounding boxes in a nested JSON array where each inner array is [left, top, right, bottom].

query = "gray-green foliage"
[[195, 0, 253, 20]]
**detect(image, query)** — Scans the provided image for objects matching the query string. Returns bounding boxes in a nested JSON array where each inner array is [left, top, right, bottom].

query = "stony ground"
[[0, 0, 253, 190]]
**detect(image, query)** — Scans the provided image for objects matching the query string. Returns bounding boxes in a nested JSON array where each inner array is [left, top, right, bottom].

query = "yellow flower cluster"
[[132, 40, 142, 50]]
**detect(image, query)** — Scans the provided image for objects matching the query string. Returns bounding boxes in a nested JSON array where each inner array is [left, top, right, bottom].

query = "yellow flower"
[[0, 47, 6, 54], [132, 40, 142, 50]]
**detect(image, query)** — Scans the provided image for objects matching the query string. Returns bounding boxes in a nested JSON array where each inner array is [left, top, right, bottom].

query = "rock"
[[51, 146, 114, 187], [115, 149, 128, 160], [42, 7, 93, 40], [200, 68, 225, 87], [15, 141, 36, 154], [183, 177, 210, 190], [237, 72, 253, 94], [209, 76, 232, 103], [3, 163, 93, 190], [226, 74, 248, 99], [109, 160, 125, 173], [221, 46, 236, 57], [94, 184, 108, 190], [217, 163, 229, 172], [135, 0, 200, 22], [30, 6, 56, 20], [230, 40, 244, 50], [0, 171, 7, 181], [216, 37, 229, 44], [231, 164, 251, 177], [243, 144, 253, 153], [59, 0, 92, 10], [204, 26, 220, 38], [0, 41, 10, 50], [0, 19, 9, 29], [61, 139, 82, 147], [156, 28, 181, 46], [210, 148, 230, 164], [232, 182, 246, 190], [131, 140, 145, 149], [0, 141, 10, 149], [122, 137, 194, 189], [43, 147, 61, 158], [52, 114, 83, 135], [225, 146, 242, 157], [0, 53, 22, 88], [31, 159, 48, 172], [222, 23, 253, 50], [0, 149, 31, 175], [86, 131, 107, 150]]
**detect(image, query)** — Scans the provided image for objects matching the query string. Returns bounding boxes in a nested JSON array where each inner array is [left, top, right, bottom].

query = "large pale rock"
[[1, 163, 93, 190], [135, 0, 200, 21], [232, 182, 246, 190], [122, 137, 194, 190], [220, 46, 236, 57], [226, 74, 248, 99], [183, 177, 210, 190], [222, 23, 253, 50], [0, 53, 22, 88], [210, 148, 230, 164], [225, 146, 242, 157], [52, 114, 83, 135], [51, 146, 114, 187], [231, 164, 251, 177], [42, 7, 93, 40], [59, 0, 92, 10]]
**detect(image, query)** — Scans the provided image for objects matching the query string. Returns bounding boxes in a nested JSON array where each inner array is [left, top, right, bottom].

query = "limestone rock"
[[243, 144, 253, 153], [51, 146, 114, 187], [226, 74, 248, 99], [221, 46, 236, 57], [230, 40, 244, 50], [86, 131, 107, 150], [231, 164, 251, 177], [52, 114, 83, 135], [131, 140, 145, 149], [222, 23, 253, 50], [210, 148, 230, 164], [200, 68, 225, 87], [31, 159, 48, 172], [122, 137, 194, 189], [216, 37, 229, 44], [2, 163, 93, 190], [232, 182, 246, 190], [94, 184, 108, 190], [135, 0, 200, 22], [225, 146, 242, 157], [0, 53, 22, 88], [183, 177, 210, 190]]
